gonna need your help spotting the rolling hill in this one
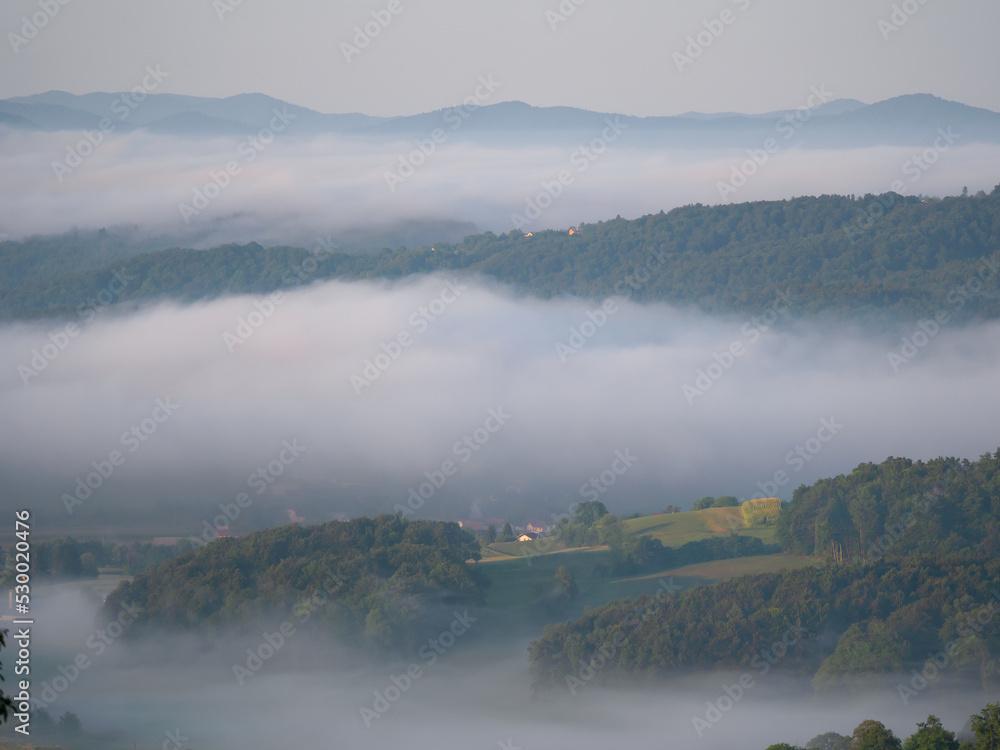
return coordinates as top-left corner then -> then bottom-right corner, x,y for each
3,187 -> 1000,322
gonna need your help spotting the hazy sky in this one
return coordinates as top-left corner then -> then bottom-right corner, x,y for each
2,0 -> 998,117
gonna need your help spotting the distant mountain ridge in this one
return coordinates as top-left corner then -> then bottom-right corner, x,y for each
1,91 -> 998,148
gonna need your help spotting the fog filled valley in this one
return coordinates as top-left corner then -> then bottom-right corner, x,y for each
1,230 -> 999,748
11,583 -> 999,750
4,1 -> 1000,748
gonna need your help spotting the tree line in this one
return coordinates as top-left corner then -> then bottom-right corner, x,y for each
528,450 -> 1000,692
3,187 -> 1000,321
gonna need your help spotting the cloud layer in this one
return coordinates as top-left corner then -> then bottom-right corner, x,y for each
2,128 -> 998,245
2,275 -> 999,527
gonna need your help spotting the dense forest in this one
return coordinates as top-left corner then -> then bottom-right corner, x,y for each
101,515 -> 484,652
2,187 -> 1000,321
529,555 -> 1000,692
778,452 -> 1000,562
528,450 -> 1000,691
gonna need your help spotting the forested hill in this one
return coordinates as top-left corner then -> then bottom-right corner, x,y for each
3,187 -> 1000,321
778,452 -> 1000,562
101,516 -> 484,652
528,450 -> 1000,691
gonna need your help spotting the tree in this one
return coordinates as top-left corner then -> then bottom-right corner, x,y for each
693,496 -> 738,510
553,566 -> 578,600
80,552 -> 99,577
573,501 -> 608,527
486,524 -> 497,545
808,733 -> 851,750
903,716 -> 959,750
813,621 -> 909,690
501,522 -> 514,542
0,631 -> 13,724
545,565 -> 579,617
971,703 -> 1000,750
766,745 -> 803,750
851,720 -> 902,750
51,537 -> 83,577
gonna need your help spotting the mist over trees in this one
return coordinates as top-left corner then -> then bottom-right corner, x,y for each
3,188 -> 1000,322
529,451 -> 1000,690
101,516 -> 484,652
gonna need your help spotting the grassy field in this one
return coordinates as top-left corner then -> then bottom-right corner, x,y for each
475,548 -> 811,639
614,553 -> 816,584
621,507 -> 778,546
476,546 -> 643,637
476,506 -> 780,570
470,506 -> 790,638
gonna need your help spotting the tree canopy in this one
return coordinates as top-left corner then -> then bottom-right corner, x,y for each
101,515 -> 483,652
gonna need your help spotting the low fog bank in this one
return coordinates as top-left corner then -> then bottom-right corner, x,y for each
1,128 -> 998,244
16,587 -> 998,750
1,275 -> 999,529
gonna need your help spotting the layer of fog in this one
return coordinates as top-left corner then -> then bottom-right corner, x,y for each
1,275 -> 999,528
16,583 -> 996,750
1,127 -> 998,245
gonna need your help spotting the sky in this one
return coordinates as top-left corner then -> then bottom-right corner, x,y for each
2,0 -> 999,117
